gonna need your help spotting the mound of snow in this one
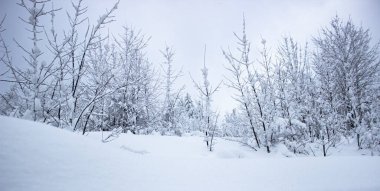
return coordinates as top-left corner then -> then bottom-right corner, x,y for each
274,143 -> 295,157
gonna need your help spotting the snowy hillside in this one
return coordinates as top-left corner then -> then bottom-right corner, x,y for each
1,116 -> 380,191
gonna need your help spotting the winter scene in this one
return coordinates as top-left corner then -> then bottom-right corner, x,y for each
0,0 -> 380,190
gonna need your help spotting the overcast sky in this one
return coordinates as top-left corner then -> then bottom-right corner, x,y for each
1,0 -> 379,114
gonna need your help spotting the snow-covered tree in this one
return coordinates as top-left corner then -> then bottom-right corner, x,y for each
313,16 -> 380,149
192,45 -> 221,151
274,36 -> 312,154
5,0 -> 60,121
67,0 -> 119,131
223,16 -> 260,150
160,46 -> 184,135
176,93 -> 203,133
223,16 -> 273,152
0,0 -> 119,131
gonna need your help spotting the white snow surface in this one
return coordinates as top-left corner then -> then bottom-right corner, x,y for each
1,116 -> 380,191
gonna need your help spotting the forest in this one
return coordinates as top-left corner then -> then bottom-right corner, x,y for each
0,0 -> 379,157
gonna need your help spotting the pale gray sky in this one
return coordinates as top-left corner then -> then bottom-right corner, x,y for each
1,0 -> 379,114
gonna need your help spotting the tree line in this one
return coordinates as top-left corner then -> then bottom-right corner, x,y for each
0,0 -> 379,155
222,16 -> 380,156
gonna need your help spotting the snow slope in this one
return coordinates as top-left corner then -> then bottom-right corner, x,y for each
1,116 -> 380,191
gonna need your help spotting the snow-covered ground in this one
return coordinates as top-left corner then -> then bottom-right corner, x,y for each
1,116 -> 380,191
87,131 -> 376,158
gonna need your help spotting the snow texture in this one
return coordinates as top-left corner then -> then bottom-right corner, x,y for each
1,116 -> 380,191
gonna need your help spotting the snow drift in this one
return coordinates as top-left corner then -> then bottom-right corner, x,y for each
1,116 -> 380,191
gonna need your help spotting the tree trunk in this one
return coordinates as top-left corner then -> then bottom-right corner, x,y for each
82,104 -> 95,135
357,133 -> 361,149
322,136 -> 326,157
